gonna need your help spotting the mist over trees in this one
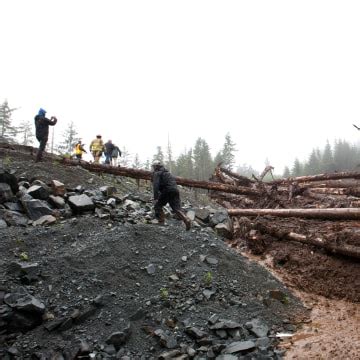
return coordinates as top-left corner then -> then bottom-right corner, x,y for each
4,99 -> 360,180
0,100 -> 17,143
285,139 -> 360,177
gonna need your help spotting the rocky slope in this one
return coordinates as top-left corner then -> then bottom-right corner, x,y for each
0,145 -> 306,359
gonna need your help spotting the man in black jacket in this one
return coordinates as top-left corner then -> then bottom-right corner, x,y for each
34,108 -> 57,162
104,140 -> 115,165
152,160 -> 191,230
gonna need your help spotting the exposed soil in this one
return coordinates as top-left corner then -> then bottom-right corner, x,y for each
1,144 -> 359,359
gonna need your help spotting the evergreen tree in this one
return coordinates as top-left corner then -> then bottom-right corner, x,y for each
175,149 -> 194,178
221,133 -> 236,170
236,163 -> 259,178
57,121 -> 78,154
193,138 -> 213,180
292,158 -> 303,176
132,153 -> 142,168
17,121 -> 35,145
213,151 -> 224,167
118,147 -> 131,167
0,100 -> 17,142
304,149 -> 321,175
152,146 -> 165,164
321,140 -> 334,173
283,166 -> 291,178
144,159 -> 151,171
165,138 -> 176,172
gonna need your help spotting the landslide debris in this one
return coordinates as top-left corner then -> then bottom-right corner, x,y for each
0,144 -> 306,359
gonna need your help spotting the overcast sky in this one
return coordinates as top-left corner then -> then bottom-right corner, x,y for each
2,0 -> 360,173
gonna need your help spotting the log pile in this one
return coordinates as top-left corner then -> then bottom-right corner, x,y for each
59,158 -> 360,260
210,167 -> 360,260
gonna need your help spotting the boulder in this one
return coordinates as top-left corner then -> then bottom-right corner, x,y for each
27,185 -> 50,200
210,210 -> 229,227
215,221 -> 233,239
0,168 -> 18,194
51,180 -> 66,196
195,208 -> 210,223
0,209 -> 29,226
68,194 -> 95,213
21,196 -> 54,221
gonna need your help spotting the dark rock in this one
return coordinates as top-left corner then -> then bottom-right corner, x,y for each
209,211 -> 228,227
0,169 -> 18,194
185,326 -> 208,339
154,329 -> 177,349
27,185 -> 50,200
4,288 -> 45,314
73,306 -> 97,324
206,256 -> 219,265
106,331 -> 129,348
68,194 -> 95,213
0,183 -> 14,204
48,195 -> 66,209
77,340 -> 92,355
209,320 -> 242,330
100,186 -> 117,197
7,262 -> 40,283
195,208 -> 210,223
215,222 -> 233,240
222,340 -> 256,354
0,209 -> 28,226
21,196 -> 54,221
246,318 -> 269,338
3,201 -> 24,213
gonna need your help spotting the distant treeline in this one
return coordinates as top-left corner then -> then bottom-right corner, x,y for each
2,99 -> 360,180
283,139 -> 360,177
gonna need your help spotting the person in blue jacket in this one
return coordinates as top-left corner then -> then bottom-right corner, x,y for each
34,108 -> 57,162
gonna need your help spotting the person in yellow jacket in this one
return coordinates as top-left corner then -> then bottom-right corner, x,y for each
89,135 -> 105,164
73,140 -> 87,160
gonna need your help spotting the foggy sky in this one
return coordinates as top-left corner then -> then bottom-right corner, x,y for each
2,0 -> 360,173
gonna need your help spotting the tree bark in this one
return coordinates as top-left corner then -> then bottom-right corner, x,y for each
218,167 -> 254,186
228,207 -> 360,220
61,159 -> 260,196
270,170 -> 360,185
252,222 -> 360,259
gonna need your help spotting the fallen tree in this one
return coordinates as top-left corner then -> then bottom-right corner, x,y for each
228,207 -> 360,220
60,159 -> 261,196
270,170 -> 360,185
252,221 -> 360,260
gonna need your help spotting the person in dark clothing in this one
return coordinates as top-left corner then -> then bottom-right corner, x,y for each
34,108 -> 57,162
152,160 -> 191,230
111,145 -> 122,166
104,140 -> 115,165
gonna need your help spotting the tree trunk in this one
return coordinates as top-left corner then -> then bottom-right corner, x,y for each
228,207 -> 360,220
252,222 -> 360,259
270,170 -> 360,185
61,159 -> 260,196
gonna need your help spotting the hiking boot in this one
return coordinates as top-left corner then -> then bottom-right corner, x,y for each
176,211 -> 191,231
35,150 -> 43,162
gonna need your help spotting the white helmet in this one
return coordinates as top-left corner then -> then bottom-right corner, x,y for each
152,160 -> 162,168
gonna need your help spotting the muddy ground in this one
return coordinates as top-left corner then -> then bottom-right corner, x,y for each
1,145 -> 359,359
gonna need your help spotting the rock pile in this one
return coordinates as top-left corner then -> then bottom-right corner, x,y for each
0,166 -> 305,359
